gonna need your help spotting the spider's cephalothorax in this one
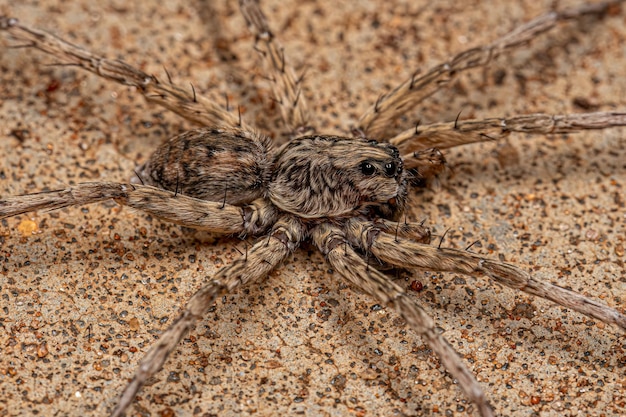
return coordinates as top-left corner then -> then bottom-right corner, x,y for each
1,2 -> 625,417
269,135 -> 407,220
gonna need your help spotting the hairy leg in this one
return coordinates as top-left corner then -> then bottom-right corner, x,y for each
0,183 -> 277,236
312,222 -> 495,417
373,217 -> 431,243
239,0 -> 311,134
111,215 -> 305,417
392,111 -> 626,154
355,1 -> 618,139
345,218 -> 626,331
0,16 -> 243,129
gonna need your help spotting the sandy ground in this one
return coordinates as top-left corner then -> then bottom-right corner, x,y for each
1,0 -> 625,416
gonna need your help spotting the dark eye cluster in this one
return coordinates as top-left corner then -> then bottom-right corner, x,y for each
360,161 -> 402,177
360,161 -> 376,175
384,161 -> 401,177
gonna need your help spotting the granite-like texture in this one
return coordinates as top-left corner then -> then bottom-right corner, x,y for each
1,1 -> 625,416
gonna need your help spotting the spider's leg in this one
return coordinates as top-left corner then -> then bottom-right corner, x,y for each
401,147 -> 448,184
312,223 -> 495,417
374,218 -> 431,243
346,218 -> 626,332
0,16 -> 243,129
355,2 -> 617,139
110,215 -> 304,417
392,111 -> 626,156
0,183 -> 277,235
239,0 -> 311,135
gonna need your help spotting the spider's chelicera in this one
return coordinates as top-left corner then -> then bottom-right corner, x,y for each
1,1 -> 625,416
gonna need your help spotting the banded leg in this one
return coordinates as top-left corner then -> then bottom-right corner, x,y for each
0,16 -> 243,129
0,183 -> 277,236
402,147 -> 447,182
346,218 -> 626,331
373,218 -> 431,243
356,2 -> 617,139
110,215 -> 305,417
312,223 -> 495,417
391,111 -> 626,155
240,0 -> 311,134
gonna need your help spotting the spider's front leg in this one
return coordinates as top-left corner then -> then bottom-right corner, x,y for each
356,1 -> 620,140
392,111 -> 626,158
312,222 -> 495,417
111,215 -> 305,417
345,218 -> 626,332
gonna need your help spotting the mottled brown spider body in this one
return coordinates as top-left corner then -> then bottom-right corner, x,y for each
269,135 -> 407,220
133,127 -> 272,206
1,1 -> 626,417
136,128 -> 408,221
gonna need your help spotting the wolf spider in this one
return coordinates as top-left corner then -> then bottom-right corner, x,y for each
1,0 -> 625,416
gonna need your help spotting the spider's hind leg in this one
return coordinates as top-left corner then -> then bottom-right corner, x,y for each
239,0 -> 312,136
110,215 -> 305,417
0,16 -> 243,129
0,183 -> 278,236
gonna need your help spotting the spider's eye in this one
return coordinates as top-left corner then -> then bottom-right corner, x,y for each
384,162 -> 396,177
360,162 -> 376,176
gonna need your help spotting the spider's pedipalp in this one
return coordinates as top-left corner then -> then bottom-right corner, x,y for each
401,147 -> 447,184
0,183 -> 278,236
111,215 -> 305,417
345,218 -> 626,332
391,111 -> 626,153
356,1 -> 618,139
0,16 -> 243,129
312,222 -> 495,417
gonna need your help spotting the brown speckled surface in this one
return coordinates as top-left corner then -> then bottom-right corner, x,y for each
1,1 -> 625,416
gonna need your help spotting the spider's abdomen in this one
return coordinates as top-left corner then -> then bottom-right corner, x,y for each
132,128 -> 272,205
269,135 -> 407,220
